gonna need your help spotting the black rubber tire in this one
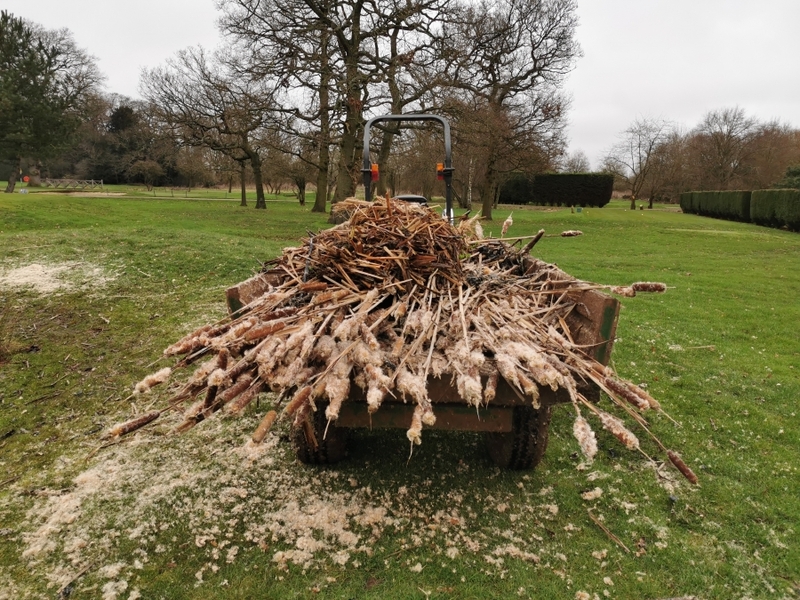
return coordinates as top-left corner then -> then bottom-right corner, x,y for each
291,404 -> 349,465
485,405 -> 552,470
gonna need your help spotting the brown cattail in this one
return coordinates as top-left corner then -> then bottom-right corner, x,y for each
244,321 -> 286,342
261,307 -> 300,321
407,404 -> 424,445
225,358 -> 255,382
283,385 -> 312,418
189,358 -> 217,387
107,411 -> 161,437
627,381 -> 661,411
225,381 -> 265,415
216,349 -> 230,370
365,364 -> 391,413
610,286 -> 636,298
605,377 -> 649,410
298,280 -> 328,293
218,374 -> 254,406
573,416 -> 597,461
516,371 -> 541,409
202,385 -> 218,411
667,450 -> 699,484
252,410 -> 278,444
163,325 -> 211,356
598,410 -> 640,450
311,289 -> 349,306
501,213 -> 513,237
421,405 -> 437,427
631,282 -> 667,293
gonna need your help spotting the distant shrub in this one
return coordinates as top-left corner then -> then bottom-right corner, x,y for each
500,173 -> 613,207
751,189 -> 800,231
772,165 -> 800,190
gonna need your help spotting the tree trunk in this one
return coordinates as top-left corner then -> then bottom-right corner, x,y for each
4,157 -> 21,193
466,158 -> 474,209
333,35 -> 363,204
246,149 -> 266,209
239,163 -> 247,207
481,158 -> 500,220
376,122 -> 400,197
296,178 -> 306,205
630,196 -> 636,210
312,31 -> 331,214
313,162 -> 328,213
333,99 -> 360,203
228,174 -> 233,194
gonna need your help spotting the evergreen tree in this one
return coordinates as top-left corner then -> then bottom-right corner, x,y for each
0,10 -> 101,192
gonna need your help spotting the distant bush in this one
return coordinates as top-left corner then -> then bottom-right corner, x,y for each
772,165 -> 800,190
751,189 -> 800,231
499,173 -> 613,207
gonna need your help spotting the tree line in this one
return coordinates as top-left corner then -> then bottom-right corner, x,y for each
3,5 -> 799,218
602,108 -> 800,209
1,1 -> 580,219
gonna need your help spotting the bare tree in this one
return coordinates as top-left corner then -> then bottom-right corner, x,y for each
141,48 -> 280,209
438,0 -> 579,219
746,121 -> 800,189
221,1 -> 339,211
690,106 -> 757,190
220,0 -> 453,206
644,128 -> 692,203
562,150 -> 590,173
603,117 -> 672,209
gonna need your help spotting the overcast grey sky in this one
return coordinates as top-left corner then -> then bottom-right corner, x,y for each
5,0 -> 800,169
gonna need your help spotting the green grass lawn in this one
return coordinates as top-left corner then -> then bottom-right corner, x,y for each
0,192 -> 798,599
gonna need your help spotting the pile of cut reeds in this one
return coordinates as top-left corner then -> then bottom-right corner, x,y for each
114,197 -> 697,484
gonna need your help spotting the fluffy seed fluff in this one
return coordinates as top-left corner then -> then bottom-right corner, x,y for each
134,367 -> 172,394
573,416 -> 598,461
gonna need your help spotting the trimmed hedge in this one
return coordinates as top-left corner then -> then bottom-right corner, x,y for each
679,192 -> 694,213
696,191 -> 751,221
751,189 -> 800,231
498,172 -> 534,205
499,172 -> 613,207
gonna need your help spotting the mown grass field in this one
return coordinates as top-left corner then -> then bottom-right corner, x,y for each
1,188 -> 798,599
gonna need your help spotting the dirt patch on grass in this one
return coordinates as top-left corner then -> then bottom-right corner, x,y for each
0,261 -> 116,294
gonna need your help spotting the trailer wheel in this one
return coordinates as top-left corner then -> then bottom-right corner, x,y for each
291,405 -> 349,465
485,405 -> 552,470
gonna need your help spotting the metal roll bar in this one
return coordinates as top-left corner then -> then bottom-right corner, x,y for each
361,114 -> 455,223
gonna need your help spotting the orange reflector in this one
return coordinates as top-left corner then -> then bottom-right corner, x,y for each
436,162 -> 444,181
371,163 -> 379,182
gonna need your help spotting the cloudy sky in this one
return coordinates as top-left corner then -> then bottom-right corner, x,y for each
5,0 -> 799,169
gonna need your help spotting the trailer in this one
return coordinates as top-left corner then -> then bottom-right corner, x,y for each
225,113 -> 620,469
227,263 -> 618,469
